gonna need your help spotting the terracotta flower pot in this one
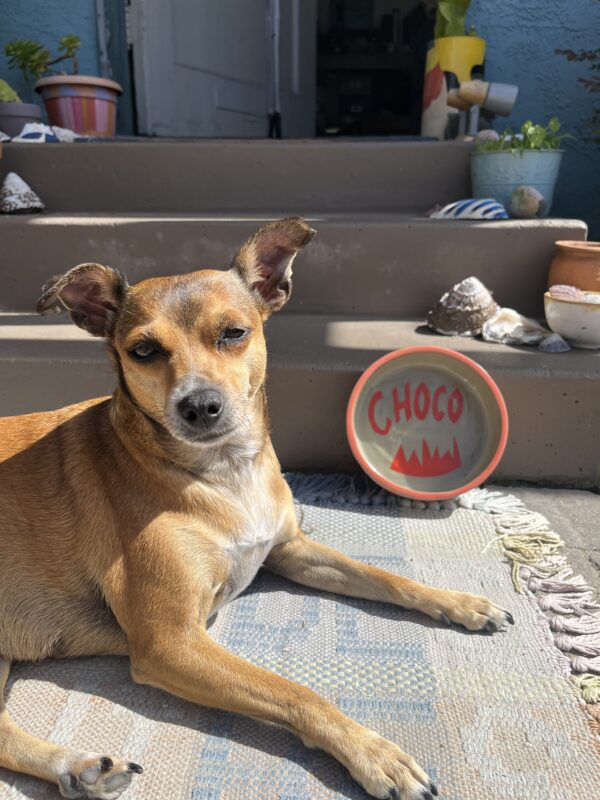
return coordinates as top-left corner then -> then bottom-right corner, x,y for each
548,241 -> 600,292
35,75 -> 122,137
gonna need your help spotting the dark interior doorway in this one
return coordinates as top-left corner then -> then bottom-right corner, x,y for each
316,0 -> 436,137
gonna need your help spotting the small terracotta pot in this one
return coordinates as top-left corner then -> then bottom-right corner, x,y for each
35,75 -> 122,137
548,240 -> 600,292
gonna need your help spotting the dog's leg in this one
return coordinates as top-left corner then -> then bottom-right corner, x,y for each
265,531 -> 513,632
0,658 -> 142,798
130,636 -> 436,800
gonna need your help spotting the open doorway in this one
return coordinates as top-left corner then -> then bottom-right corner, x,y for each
316,1 -> 435,136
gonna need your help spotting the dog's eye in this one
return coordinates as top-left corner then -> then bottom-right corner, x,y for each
129,341 -> 159,360
220,327 -> 248,343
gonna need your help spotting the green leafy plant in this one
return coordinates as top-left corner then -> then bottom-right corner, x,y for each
0,78 -> 21,103
4,35 -> 81,84
435,0 -> 473,38
476,117 -> 572,152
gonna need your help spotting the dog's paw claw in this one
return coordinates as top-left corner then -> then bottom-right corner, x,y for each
58,752 -> 141,799
345,728 -> 433,799
432,591 -> 514,634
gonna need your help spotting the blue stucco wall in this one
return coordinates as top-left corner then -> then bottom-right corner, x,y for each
0,1 -> 597,235
469,0 -> 600,237
0,0 -> 99,103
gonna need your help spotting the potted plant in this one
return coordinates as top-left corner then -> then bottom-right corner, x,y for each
5,36 -> 122,137
470,117 -> 569,216
422,1 -> 486,139
0,78 -> 42,137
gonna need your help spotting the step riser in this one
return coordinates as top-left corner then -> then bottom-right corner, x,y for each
1,141 -> 472,214
0,360 -> 596,487
0,217 -> 586,317
268,369 -> 600,486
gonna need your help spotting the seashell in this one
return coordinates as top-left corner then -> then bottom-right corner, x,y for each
12,122 -> 59,143
482,307 -> 549,345
427,277 -> 499,336
538,332 -> 571,353
0,172 -> 44,213
475,128 -> 500,143
430,198 -> 509,220
508,185 -> 547,219
548,284 -> 586,302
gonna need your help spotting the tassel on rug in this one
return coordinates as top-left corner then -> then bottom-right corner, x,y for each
285,472 -> 600,708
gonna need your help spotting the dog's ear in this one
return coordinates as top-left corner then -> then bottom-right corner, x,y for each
231,217 -> 315,315
36,263 -> 128,337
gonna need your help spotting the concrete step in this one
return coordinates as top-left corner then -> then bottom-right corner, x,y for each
0,214 -> 586,317
0,313 -> 598,487
1,140 -> 472,214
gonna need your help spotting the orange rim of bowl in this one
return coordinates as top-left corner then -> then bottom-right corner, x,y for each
346,345 -> 509,501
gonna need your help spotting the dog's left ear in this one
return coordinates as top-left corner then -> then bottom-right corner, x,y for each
36,263 -> 128,337
231,217 -> 315,315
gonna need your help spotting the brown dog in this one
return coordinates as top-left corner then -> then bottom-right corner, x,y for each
0,218 -> 513,800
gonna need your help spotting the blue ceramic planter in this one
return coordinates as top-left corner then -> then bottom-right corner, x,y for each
470,150 -> 563,217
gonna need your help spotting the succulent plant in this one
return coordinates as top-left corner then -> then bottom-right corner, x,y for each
4,35 -> 81,84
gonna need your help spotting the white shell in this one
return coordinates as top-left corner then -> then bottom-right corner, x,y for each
538,332 -> 571,353
12,122 -> 59,143
431,198 -> 509,220
548,284 -> 586,302
0,172 -> 44,213
482,307 -> 549,345
475,129 -> 500,143
427,277 -> 499,336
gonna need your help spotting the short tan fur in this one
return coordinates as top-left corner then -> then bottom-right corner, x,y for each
0,218 -> 513,800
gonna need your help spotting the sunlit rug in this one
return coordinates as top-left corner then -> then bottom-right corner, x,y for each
2,475 -> 600,800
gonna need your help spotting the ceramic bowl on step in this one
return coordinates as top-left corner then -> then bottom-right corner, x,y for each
544,291 -> 600,350
346,346 -> 509,500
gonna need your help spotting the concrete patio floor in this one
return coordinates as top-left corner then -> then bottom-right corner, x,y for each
492,485 -> 600,593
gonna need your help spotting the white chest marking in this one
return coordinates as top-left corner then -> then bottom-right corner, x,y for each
214,485 -> 285,611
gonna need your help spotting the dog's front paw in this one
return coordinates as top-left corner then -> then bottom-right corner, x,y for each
341,727 -> 437,799
57,753 -> 143,799
433,590 -> 514,632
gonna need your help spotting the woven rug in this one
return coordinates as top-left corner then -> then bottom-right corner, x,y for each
2,475 -> 600,800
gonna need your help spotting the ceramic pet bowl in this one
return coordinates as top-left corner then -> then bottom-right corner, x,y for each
346,346 -> 509,500
544,291 -> 600,349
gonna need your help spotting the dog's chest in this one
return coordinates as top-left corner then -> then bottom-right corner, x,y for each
213,488 -> 284,611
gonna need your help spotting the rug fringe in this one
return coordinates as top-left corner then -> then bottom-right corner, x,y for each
285,472 -> 600,704
572,675 -> 600,704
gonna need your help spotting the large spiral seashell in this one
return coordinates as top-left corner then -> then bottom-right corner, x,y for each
426,277 -> 499,336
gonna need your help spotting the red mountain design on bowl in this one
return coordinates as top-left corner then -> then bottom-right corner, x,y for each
391,438 -> 461,478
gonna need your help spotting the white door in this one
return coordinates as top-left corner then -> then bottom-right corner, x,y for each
130,0 -> 316,137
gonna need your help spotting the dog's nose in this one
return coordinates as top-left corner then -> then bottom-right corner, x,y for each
178,391 -> 224,429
